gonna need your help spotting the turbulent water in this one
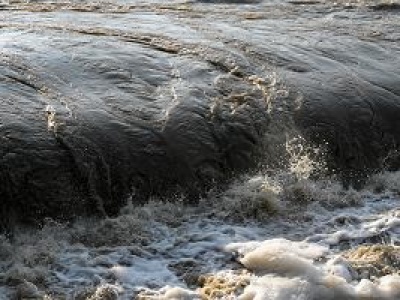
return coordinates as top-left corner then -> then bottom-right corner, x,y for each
1,0 -> 400,299
2,169 -> 400,299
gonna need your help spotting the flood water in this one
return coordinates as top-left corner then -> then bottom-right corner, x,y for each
1,0 -> 400,299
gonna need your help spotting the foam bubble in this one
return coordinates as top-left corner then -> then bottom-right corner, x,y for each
2,171 -> 400,298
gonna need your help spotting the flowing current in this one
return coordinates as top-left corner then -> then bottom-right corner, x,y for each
1,0 -> 400,299
2,161 -> 400,299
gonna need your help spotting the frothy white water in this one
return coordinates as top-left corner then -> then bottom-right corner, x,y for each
1,170 -> 400,299
226,237 -> 400,300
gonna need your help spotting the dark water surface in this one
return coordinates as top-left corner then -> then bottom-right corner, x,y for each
0,0 -> 400,225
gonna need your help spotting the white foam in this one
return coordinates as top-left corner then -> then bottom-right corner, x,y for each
226,238 -> 400,299
110,258 -> 180,287
2,171 -> 400,299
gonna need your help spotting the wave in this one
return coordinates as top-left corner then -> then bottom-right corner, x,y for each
0,0 -> 399,232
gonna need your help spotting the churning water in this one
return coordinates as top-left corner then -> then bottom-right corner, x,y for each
1,0 -> 400,299
2,154 -> 400,299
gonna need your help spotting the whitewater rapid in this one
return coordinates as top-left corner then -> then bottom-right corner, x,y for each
1,168 -> 400,299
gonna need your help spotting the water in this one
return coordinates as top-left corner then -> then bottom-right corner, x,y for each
1,0 -> 400,299
1,170 -> 400,299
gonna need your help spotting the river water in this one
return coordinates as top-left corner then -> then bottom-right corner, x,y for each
1,0 -> 400,299
2,168 -> 400,299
